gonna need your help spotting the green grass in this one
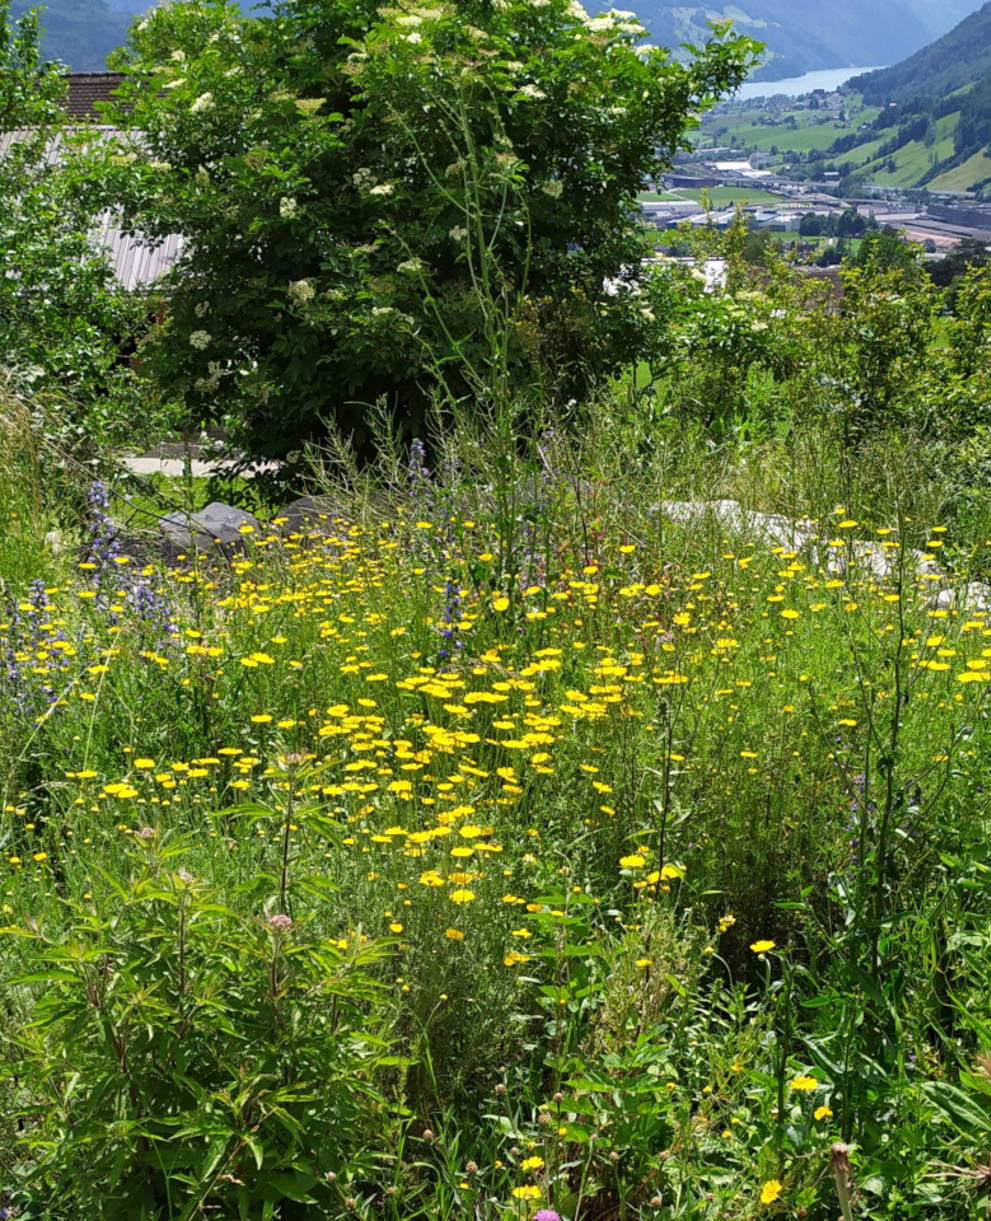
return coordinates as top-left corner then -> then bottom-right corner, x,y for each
6,264 -> 991,1219
672,186 -> 784,207
929,148 -> 991,191
700,103 -> 882,162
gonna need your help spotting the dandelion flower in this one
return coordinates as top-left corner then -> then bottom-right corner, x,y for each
789,1075 -> 819,1092
750,939 -> 775,953
760,1179 -> 782,1205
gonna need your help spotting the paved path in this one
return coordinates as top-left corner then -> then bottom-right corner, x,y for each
118,455 -> 280,478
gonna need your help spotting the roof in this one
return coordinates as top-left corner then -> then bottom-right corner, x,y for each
92,218 -> 184,292
63,73 -> 127,122
1,123 -> 183,292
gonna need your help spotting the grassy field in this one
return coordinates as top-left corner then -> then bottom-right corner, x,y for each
703,117 -> 849,155
5,254 -> 991,1220
929,148 -> 991,191
675,186 -> 784,207
699,101 -> 882,165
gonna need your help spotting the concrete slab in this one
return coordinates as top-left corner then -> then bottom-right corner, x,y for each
118,455 -> 280,479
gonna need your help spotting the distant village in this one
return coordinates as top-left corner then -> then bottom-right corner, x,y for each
645,86 -> 991,252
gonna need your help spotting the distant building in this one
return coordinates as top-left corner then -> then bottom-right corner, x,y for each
12,73 -> 184,292
64,72 -> 127,121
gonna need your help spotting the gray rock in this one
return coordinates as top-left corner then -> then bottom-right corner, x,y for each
272,496 -> 339,535
661,498 -> 814,551
160,502 -> 260,552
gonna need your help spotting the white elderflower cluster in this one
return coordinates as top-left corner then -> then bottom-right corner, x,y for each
190,92 -> 215,115
369,183 -> 394,197
448,225 -> 468,241
397,258 -> 426,275
194,301 -> 210,319
193,361 -> 223,393
517,83 -> 546,100
541,179 -> 563,198
288,279 -> 316,305
279,196 -> 299,219
189,330 -> 211,350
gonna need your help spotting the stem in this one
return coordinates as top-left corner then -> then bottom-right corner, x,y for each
279,776 -> 294,917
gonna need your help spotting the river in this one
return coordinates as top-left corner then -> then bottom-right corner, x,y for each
732,66 -> 885,101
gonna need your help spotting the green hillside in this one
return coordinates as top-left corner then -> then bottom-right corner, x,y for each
849,1 -> 991,105
698,4 -> 991,195
824,73 -> 991,193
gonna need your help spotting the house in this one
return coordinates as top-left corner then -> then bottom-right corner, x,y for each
0,73 -> 182,292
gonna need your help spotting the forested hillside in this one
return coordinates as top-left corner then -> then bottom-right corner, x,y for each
807,3 -> 991,193
9,0 -> 137,69
633,0 -> 978,81
849,1 -> 991,104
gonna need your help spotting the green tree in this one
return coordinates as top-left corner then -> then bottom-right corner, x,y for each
103,0 -> 758,472
0,0 -> 145,442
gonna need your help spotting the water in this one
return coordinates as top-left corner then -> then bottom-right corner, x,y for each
732,66 -> 885,102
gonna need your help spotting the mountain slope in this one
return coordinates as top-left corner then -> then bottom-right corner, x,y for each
848,1 -> 991,104
18,0 -> 988,82
624,0 -> 979,82
10,0 -> 143,70
793,6 -> 991,194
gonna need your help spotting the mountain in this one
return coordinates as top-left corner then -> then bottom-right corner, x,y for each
796,4 -> 991,194
19,0 -> 987,84
10,0 -> 146,70
848,1 -> 991,104
627,0 -> 980,82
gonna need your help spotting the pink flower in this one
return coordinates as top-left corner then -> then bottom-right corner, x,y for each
534,1211 -> 561,1221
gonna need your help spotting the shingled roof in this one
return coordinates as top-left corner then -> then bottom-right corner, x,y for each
63,73 -> 127,121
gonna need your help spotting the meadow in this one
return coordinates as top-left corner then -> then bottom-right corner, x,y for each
4,341 -> 991,1218
7,0 -> 991,1212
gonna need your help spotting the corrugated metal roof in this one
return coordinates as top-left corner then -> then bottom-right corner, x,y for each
1,126 -> 182,291
92,217 -> 184,291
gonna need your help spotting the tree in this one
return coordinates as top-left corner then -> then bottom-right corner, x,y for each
103,0 -> 758,471
0,0 -> 145,440
852,226 -> 920,274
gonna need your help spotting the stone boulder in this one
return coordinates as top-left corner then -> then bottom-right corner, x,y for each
160,502 -> 261,554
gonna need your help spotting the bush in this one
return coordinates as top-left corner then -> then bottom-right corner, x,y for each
102,0 -> 758,472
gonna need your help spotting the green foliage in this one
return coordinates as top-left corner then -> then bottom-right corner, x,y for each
0,0 -> 156,452
6,829 -> 404,1219
100,0 -> 757,473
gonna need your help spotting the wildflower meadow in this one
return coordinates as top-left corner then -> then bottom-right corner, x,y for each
3,395 -> 991,1220
3,0 -> 991,1216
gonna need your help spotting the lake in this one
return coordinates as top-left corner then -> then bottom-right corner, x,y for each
733,66 -> 885,101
